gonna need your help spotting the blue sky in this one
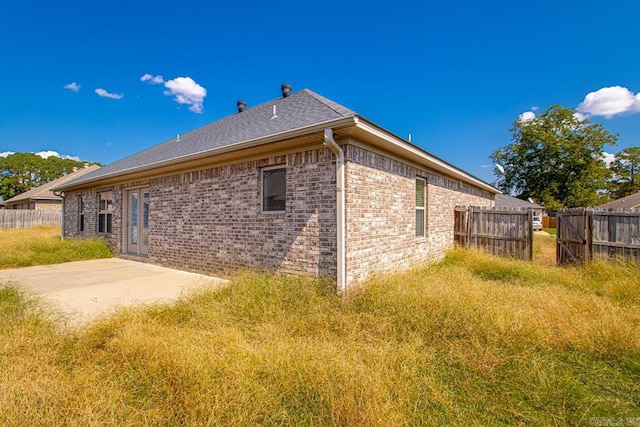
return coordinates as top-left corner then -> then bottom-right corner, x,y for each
1,0 -> 638,184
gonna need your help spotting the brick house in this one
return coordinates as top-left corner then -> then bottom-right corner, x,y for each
4,165 -> 100,210
56,85 -> 497,291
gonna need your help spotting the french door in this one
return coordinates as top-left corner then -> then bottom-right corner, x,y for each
126,188 -> 149,255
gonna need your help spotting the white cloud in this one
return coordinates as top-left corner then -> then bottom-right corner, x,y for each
518,111 -> 536,123
163,77 -> 207,113
142,74 -> 207,113
64,82 -> 81,92
34,151 -> 81,161
95,88 -> 124,100
577,86 -> 640,118
601,152 -> 616,167
573,111 -> 588,121
0,151 -> 81,161
141,74 -> 164,84
164,77 -> 207,113
34,150 -> 59,158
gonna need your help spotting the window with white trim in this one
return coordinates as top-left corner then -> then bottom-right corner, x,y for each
261,166 -> 286,213
416,178 -> 426,237
98,191 -> 113,234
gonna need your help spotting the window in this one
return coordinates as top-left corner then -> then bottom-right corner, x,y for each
79,195 -> 85,232
416,178 -> 426,237
98,191 -> 113,233
261,166 -> 286,212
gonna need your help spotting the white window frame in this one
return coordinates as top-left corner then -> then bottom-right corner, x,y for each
261,165 -> 286,214
416,177 -> 426,237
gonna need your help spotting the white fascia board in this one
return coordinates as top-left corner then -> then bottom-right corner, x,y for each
354,118 -> 500,194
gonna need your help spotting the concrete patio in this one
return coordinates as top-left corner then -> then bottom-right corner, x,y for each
0,258 -> 226,324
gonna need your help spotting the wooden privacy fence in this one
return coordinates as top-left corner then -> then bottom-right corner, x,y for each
454,206 -> 533,260
557,208 -> 640,265
556,208 -> 591,265
0,210 -> 62,229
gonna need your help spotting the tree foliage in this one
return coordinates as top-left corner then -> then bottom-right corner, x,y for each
0,153 -> 99,201
609,146 -> 640,199
491,105 -> 618,210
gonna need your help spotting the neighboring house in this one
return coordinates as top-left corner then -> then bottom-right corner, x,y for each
598,191 -> 640,209
0,196 -> 5,209
4,165 -> 101,210
55,85 -> 498,291
494,194 -> 544,218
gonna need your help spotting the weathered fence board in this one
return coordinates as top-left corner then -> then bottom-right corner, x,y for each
557,208 -> 640,265
556,208 -> 591,265
592,209 -> 640,261
455,206 -> 533,260
0,210 -> 62,229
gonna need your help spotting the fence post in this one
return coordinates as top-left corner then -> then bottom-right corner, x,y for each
466,206 -> 473,248
527,208 -> 533,261
586,209 -> 593,263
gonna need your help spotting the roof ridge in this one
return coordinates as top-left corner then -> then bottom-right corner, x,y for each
301,89 -> 356,117
165,88 -> 339,142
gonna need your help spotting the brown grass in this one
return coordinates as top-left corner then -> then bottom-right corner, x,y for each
0,226 -> 112,269
0,234 -> 638,425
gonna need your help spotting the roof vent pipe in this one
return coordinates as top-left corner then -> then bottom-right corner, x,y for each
237,100 -> 247,112
281,83 -> 292,98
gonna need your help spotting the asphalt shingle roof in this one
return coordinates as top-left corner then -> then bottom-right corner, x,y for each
5,165 -> 101,204
598,192 -> 640,209
61,89 -> 356,189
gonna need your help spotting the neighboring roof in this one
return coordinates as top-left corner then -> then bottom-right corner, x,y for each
56,88 -> 498,194
598,192 -> 640,209
495,194 -> 544,210
4,165 -> 101,205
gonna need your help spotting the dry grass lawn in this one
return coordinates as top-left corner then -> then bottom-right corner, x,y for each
0,225 -> 112,269
0,234 -> 638,425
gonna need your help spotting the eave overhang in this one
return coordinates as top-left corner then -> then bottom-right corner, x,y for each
56,115 -> 499,195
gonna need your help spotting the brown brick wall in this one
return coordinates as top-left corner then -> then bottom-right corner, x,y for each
344,144 -> 493,284
64,148 -> 337,278
63,143 -> 494,285
64,187 -> 121,252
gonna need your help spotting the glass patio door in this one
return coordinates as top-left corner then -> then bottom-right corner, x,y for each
126,188 -> 149,255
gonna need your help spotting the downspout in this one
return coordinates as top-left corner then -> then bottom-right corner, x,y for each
323,128 -> 346,294
53,190 -> 65,240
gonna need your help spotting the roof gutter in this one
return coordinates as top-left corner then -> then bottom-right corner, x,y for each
55,116 -> 358,192
323,128 -> 346,295
354,118 -> 500,194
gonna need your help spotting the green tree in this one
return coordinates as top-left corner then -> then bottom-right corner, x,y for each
0,152 -> 99,200
491,105 -> 617,210
609,146 -> 640,198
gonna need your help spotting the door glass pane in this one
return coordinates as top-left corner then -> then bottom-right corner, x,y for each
130,193 -> 138,244
143,191 -> 149,246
